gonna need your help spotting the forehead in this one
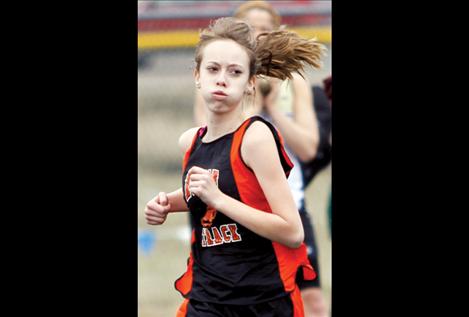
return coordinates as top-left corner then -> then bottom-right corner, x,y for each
244,8 -> 274,29
202,39 -> 250,67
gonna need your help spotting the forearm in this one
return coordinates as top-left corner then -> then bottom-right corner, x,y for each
167,188 -> 189,213
214,192 -> 303,248
268,106 -> 319,162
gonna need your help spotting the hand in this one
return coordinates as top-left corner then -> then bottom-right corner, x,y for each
145,192 -> 171,225
187,166 -> 223,209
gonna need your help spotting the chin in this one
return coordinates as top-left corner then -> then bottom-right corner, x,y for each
209,106 -> 230,115
208,101 -> 235,114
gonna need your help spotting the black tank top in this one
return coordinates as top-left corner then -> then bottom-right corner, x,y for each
175,116 -> 316,305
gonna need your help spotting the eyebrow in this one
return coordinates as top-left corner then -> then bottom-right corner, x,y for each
206,61 -> 245,68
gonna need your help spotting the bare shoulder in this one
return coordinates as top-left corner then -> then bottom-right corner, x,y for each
243,120 -> 273,145
241,120 -> 277,166
178,127 -> 201,154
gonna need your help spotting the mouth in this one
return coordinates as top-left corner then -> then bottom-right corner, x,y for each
212,91 -> 228,96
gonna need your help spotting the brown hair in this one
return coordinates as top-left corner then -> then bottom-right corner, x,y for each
194,17 -> 326,81
233,0 -> 281,29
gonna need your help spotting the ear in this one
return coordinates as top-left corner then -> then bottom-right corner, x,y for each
247,76 -> 256,94
249,76 -> 256,89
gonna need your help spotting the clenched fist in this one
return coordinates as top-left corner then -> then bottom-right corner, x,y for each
145,192 -> 171,225
187,166 -> 223,209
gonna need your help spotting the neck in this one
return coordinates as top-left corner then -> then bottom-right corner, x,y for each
203,107 -> 246,142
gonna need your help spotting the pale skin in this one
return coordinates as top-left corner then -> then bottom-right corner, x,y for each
145,39 -> 304,249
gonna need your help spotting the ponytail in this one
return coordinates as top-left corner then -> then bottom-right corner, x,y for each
255,30 -> 326,80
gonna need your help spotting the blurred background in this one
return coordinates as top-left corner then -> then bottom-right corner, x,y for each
138,1 -> 331,316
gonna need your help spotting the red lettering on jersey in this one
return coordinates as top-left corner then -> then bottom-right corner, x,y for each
211,227 -> 223,245
202,228 -> 214,247
201,227 -> 222,247
220,225 -> 231,243
200,224 -> 242,247
228,224 -> 242,242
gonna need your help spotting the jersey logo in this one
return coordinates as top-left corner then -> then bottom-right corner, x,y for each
201,223 -> 242,247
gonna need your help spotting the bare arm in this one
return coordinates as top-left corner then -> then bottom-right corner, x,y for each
165,188 -> 188,213
187,122 -> 304,248
265,73 -> 320,162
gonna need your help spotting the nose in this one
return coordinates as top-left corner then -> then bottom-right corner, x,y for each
216,70 -> 227,87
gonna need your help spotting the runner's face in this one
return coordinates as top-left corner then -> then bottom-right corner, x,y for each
196,39 -> 253,114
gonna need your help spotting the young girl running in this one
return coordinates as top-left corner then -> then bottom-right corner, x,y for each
145,17 -> 325,317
